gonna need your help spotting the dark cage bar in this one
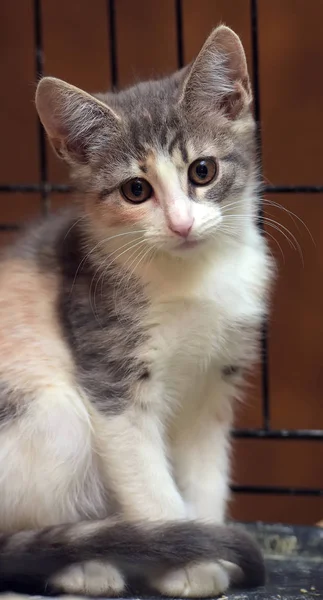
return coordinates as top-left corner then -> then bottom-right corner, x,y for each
0,0 -> 322,510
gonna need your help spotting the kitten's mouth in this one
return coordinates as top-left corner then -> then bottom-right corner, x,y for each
177,239 -> 201,250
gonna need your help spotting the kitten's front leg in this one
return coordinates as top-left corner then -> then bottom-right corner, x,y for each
94,405 -> 186,522
172,369 -> 234,523
153,370 -> 236,597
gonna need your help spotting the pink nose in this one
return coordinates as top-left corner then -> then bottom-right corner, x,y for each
168,218 -> 194,238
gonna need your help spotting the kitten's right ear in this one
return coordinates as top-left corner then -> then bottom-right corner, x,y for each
180,26 -> 252,120
35,77 -> 121,163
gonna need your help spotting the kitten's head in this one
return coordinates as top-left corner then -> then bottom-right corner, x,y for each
36,26 -> 256,259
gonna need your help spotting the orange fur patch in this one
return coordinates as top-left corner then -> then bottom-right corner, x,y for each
0,258 -> 74,386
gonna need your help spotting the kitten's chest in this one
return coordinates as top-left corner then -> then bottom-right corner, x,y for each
141,250 -> 267,388
144,276 -> 253,375
148,296 -> 220,371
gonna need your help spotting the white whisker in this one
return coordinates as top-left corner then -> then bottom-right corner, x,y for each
69,229 -> 146,296
223,214 -> 304,265
89,237 -> 147,326
261,198 -> 315,246
63,215 -> 86,240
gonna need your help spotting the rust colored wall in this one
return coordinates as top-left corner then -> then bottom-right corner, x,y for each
0,0 -> 322,525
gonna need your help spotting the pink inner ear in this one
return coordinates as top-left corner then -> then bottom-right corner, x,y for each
219,81 -> 251,119
65,139 -> 88,163
49,121 -> 70,140
212,26 -> 249,84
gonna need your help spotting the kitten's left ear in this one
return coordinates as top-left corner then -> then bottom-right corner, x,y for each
35,77 -> 121,164
180,25 -> 252,119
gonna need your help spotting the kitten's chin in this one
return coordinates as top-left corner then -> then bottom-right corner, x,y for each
167,238 -> 209,258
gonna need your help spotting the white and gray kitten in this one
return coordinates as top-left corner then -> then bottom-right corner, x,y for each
0,26 -> 271,597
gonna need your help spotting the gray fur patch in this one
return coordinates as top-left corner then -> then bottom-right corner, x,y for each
57,222 -> 148,415
168,131 -> 188,163
222,365 -> 240,378
0,381 -> 25,426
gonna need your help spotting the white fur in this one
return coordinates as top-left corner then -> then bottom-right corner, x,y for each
153,562 -> 230,598
0,385 -> 106,531
0,186 -> 270,597
51,561 -> 125,596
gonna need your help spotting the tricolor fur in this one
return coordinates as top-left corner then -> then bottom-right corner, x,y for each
0,26 -> 272,596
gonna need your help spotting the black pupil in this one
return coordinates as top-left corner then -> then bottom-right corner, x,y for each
195,162 -> 208,179
131,181 -> 143,197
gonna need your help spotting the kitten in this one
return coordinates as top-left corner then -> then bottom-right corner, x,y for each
0,25 -> 271,597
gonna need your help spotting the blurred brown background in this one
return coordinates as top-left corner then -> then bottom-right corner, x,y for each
0,0 -> 322,525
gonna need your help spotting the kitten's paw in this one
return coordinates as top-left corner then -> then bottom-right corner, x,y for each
50,560 -> 125,596
152,562 -> 230,597
220,559 -> 244,585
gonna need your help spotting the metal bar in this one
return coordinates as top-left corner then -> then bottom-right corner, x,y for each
108,0 -> 118,88
264,185 -> 323,194
34,0 -> 50,215
250,0 -> 270,430
233,429 -> 323,440
1,184 -> 323,194
175,0 -> 184,69
232,485 -> 323,496
0,184 -> 71,194
260,334 -> 270,430
0,224 -> 20,232
250,0 -> 262,149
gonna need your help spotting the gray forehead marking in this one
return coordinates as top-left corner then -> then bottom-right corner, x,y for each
168,132 -> 181,156
168,131 -> 189,164
179,137 -> 189,163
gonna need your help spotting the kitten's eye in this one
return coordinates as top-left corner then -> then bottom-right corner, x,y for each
121,178 -> 152,203
188,158 -> 217,186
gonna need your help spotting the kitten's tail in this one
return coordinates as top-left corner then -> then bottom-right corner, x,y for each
0,519 -> 265,591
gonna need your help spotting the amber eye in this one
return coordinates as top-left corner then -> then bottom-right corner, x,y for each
188,158 -> 217,186
121,178 -> 152,203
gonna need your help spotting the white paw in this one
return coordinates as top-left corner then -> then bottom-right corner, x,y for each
152,562 -> 230,597
220,559 -> 244,585
50,560 -> 125,596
